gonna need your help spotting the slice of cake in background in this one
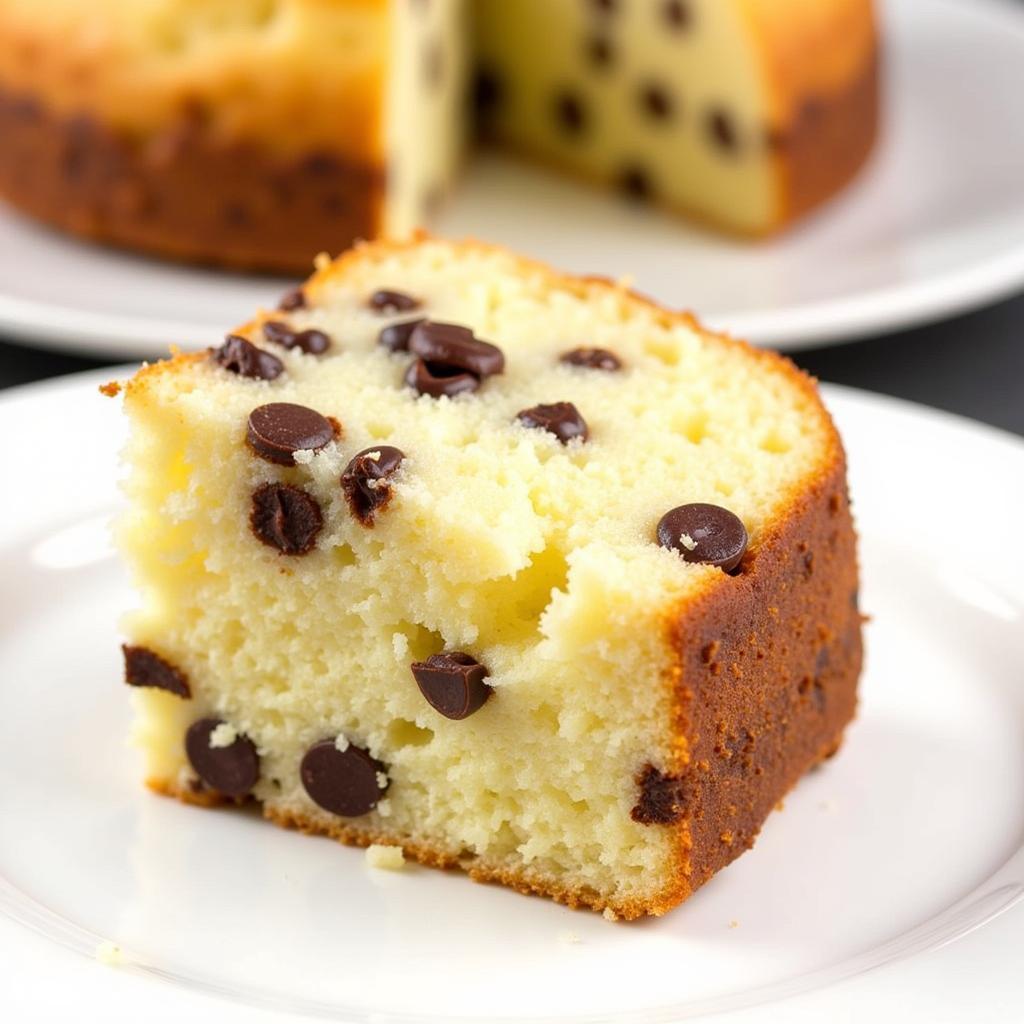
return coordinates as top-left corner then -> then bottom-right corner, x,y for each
0,0 -> 877,271
474,0 -> 879,235
111,235 -> 862,918
0,0 -> 467,270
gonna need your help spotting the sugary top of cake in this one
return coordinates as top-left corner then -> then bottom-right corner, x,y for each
125,236 -> 838,653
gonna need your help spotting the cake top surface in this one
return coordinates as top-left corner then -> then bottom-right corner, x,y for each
125,235 -> 839,654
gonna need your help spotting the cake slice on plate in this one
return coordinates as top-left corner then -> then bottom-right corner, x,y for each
113,235 -> 861,919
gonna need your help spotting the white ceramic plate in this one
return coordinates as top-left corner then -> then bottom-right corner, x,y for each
1,369 -> 1022,1024
2,0 -> 1024,360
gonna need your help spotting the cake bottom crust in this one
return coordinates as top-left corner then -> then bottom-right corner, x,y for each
147,721 -> 848,922
0,87 -> 385,273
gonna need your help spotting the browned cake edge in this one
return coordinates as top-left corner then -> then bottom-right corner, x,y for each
0,87 -> 386,273
775,47 -> 880,226
125,235 -> 862,920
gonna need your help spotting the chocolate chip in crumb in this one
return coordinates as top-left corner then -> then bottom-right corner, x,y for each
586,35 -> 615,69
472,67 -> 503,127
122,644 -> 190,698
379,318 -> 425,353
619,166 -> 653,202
663,0 -> 693,30
640,83 -> 676,121
632,764 -> 687,825
213,336 -> 283,380
708,108 -> 740,153
408,321 -> 505,377
369,289 -> 421,314
278,287 -> 306,311
262,320 -> 294,347
262,321 -> 331,355
405,359 -> 481,398
300,739 -> 388,817
517,402 -> 589,444
656,503 -> 748,572
185,718 -> 259,798
247,403 -> 336,465
560,347 -> 623,371
411,652 -> 492,720
250,483 -> 323,554
554,91 -> 587,136
341,445 -> 405,525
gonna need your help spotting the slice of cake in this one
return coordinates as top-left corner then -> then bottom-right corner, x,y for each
113,235 -> 861,919
0,0 -> 877,270
474,0 -> 879,235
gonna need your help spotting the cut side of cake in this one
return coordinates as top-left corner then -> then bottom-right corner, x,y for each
0,0 -> 877,270
473,0 -> 879,235
114,235 -> 862,919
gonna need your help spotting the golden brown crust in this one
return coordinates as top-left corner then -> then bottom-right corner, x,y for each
130,234 -> 861,919
0,87 -> 386,272
0,0 -> 388,161
742,0 -> 879,228
771,44 -> 880,226
647,449 -> 862,914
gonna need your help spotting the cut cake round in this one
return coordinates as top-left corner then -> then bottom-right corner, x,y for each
0,0 -> 878,270
114,235 -> 862,919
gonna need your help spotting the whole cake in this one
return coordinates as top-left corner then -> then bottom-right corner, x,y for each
0,0 -> 878,271
111,235 -> 862,918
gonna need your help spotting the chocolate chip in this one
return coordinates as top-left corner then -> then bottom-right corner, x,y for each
300,739 -> 388,817
560,347 -> 623,371
250,483 -> 323,555
472,67 -> 503,126
405,359 -> 480,398
369,289 -> 421,314
656,503 -> 748,572
590,0 -> 617,12
278,287 -> 306,311
619,166 -> 653,201
586,35 -> 614,69
411,652 -> 493,720
292,329 -> 330,355
341,446 -> 405,525
122,644 -> 190,698
213,336 -> 284,380
517,402 -> 589,444
640,83 -> 676,121
408,321 -> 505,377
554,91 -> 587,136
378,318 -> 425,353
262,320 -> 331,355
708,108 -> 739,153
663,0 -> 692,29
631,764 -> 687,825
247,403 -> 336,465
185,718 -> 259,798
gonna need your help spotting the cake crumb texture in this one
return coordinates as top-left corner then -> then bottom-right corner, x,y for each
118,235 -> 861,918
366,844 -> 406,870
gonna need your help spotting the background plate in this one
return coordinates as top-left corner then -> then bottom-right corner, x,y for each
0,370 -> 1022,1022
1,0 -> 1023,358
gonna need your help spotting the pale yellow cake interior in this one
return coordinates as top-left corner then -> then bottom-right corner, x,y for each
473,0 -> 777,232
121,239 -> 830,909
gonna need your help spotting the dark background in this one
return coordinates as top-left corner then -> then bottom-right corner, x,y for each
2,282 -> 1020,437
